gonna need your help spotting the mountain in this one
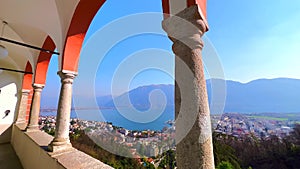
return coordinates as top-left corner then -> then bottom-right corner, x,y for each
221,78 -> 300,113
104,84 -> 174,111
41,95 -> 113,110
103,78 -> 300,113
97,95 -> 114,107
41,78 -> 300,113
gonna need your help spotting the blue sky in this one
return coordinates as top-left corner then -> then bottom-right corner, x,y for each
43,0 -> 300,98
206,1 -> 300,82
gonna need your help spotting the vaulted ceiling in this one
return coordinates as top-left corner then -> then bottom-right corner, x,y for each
0,0 -> 207,76
0,0 -> 80,72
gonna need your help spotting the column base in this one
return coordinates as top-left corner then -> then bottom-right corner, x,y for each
15,120 -> 26,124
26,125 -> 39,132
48,139 -> 73,153
15,123 -> 27,130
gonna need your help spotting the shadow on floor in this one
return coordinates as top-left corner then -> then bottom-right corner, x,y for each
0,143 -> 23,169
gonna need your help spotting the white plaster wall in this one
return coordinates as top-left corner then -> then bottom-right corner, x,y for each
0,72 -> 20,143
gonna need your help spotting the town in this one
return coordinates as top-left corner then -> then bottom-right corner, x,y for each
39,112 -> 299,159
212,113 -> 296,139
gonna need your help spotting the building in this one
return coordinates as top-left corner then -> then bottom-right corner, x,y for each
0,0 -> 214,168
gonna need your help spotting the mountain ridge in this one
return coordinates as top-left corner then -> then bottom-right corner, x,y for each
41,78 -> 300,113
102,78 -> 300,113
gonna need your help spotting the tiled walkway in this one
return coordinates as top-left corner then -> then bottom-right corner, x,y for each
0,143 -> 23,169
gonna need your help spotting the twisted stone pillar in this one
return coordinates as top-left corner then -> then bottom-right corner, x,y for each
26,84 -> 44,131
48,71 -> 76,152
162,5 -> 215,169
16,89 -> 30,124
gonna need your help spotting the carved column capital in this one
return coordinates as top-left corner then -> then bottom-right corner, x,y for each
58,70 -> 77,84
32,83 -> 44,92
162,5 -> 207,53
21,89 -> 31,95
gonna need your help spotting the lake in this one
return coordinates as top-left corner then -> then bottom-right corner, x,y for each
40,107 -> 175,131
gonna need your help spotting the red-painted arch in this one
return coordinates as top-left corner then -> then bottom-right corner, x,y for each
162,0 -> 170,16
22,62 -> 33,90
196,0 -> 207,21
187,0 -> 196,7
61,0 -> 106,72
61,0 -> 207,72
22,62 -> 33,123
34,36 -> 56,85
188,0 -> 208,29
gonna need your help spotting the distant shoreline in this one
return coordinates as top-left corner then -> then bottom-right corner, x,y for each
41,105 -> 175,112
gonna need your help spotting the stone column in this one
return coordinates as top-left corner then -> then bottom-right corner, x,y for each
162,5 -> 215,169
26,84 -> 44,131
16,89 -> 31,124
48,71 -> 76,152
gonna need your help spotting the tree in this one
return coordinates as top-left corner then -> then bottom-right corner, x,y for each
70,130 -> 144,169
158,150 -> 176,169
213,132 -> 241,169
216,161 -> 233,169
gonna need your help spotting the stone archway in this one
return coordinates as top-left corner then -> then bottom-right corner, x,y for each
26,36 -> 56,131
16,62 -> 33,124
49,2 -> 215,169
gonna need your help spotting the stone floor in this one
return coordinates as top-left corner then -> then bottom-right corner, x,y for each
0,143 -> 23,169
